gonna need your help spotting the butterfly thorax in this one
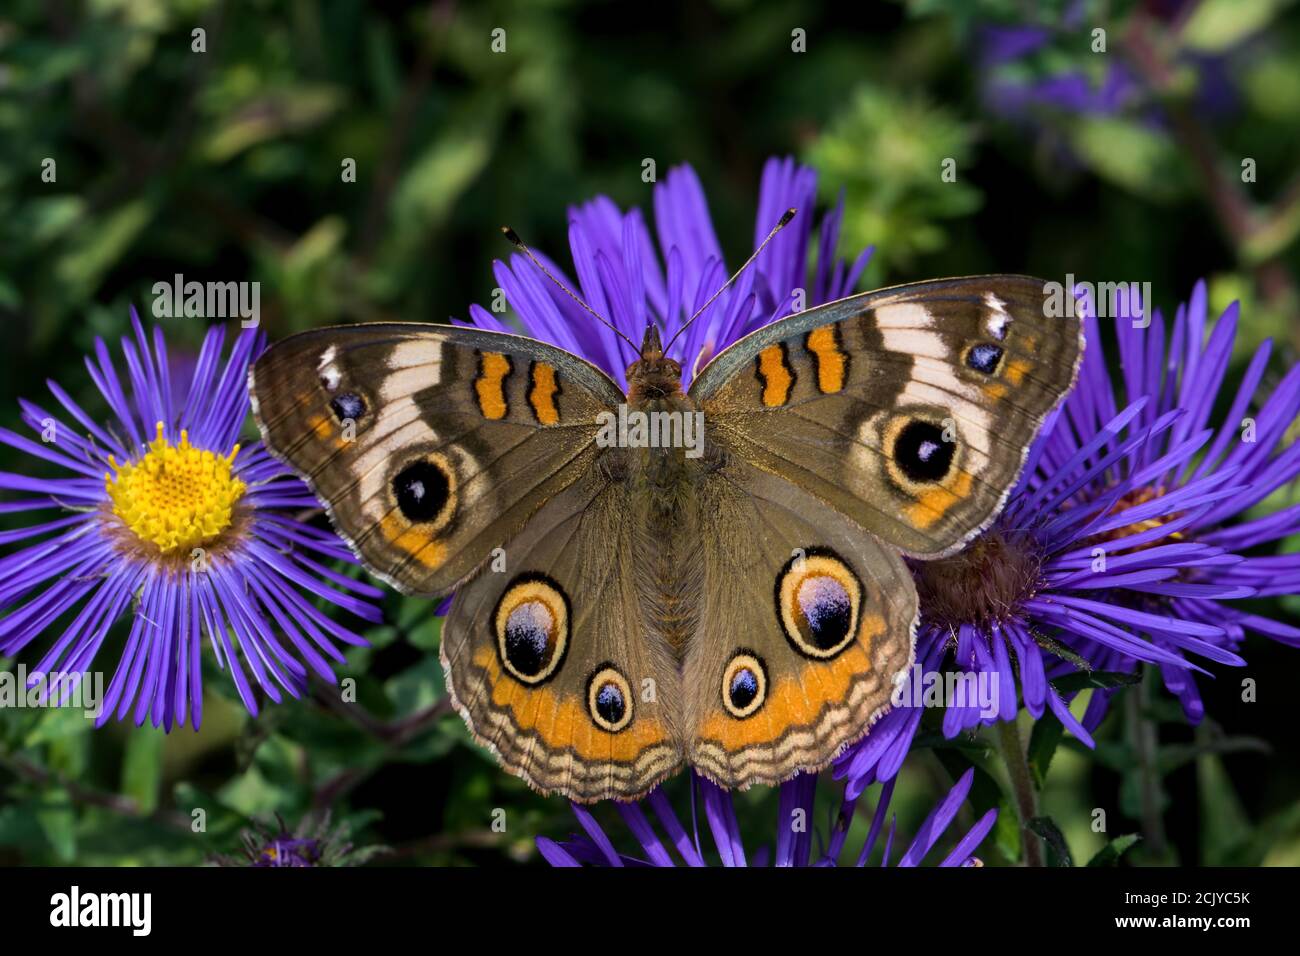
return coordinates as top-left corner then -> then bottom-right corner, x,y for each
621,325 -> 712,652
625,324 -> 683,407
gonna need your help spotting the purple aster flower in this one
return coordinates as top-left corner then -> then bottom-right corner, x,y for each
537,767 -> 996,868
1044,281 -> 1300,724
458,156 -> 874,388
0,313 -> 384,729
835,281 -> 1300,797
212,812 -> 383,867
975,11 -> 1139,125
975,4 -> 1250,131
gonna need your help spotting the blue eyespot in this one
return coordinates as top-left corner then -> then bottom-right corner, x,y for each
587,665 -> 633,732
775,549 -> 863,660
797,576 -> 852,651
722,651 -> 768,718
503,602 -> 556,677
595,683 -> 625,723
729,668 -> 758,708
966,343 -> 1004,375
494,575 -> 570,686
329,391 -> 366,422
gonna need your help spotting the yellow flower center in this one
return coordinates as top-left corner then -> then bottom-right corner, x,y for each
105,422 -> 246,554
1089,485 -> 1182,553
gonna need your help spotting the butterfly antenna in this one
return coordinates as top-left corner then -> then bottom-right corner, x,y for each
500,226 -> 640,353
663,207 -> 797,353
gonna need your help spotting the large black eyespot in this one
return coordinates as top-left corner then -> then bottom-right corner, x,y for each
721,651 -> 767,718
494,575 -> 570,686
392,459 -> 451,523
329,392 -> 366,422
892,419 -> 954,485
775,548 -> 863,660
965,343 -> 1005,375
587,665 -> 633,732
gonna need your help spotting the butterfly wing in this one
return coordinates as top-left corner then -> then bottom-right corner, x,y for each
250,323 -> 623,596
441,465 -> 684,802
683,461 -> 917,788
689,275 -> 1082,558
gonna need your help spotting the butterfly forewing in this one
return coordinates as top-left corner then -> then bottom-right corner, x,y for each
691,275 -> 1083,559
249,324 -> 621,596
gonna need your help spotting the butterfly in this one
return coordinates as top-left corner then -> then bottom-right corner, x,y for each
250,273 -> 1081,803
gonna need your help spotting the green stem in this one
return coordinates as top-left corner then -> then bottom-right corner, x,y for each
1128,668 -> 1169,860
998,717 -> 1044,867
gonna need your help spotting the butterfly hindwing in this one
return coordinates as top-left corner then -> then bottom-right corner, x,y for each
684,461 -> 917,789
691,276 -> 1082,558
250,324 -> 622,596
441,465 -> 684,802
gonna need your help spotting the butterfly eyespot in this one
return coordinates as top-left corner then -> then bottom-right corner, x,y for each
721,651 -> 767,718
328,391 -> 367,422
586,665 -> 633,732
775,548 -> 862,660
886,417 -> 955,487
391,456 -> 455,527
964,343 -> 1005,376
494,574 -> 570,686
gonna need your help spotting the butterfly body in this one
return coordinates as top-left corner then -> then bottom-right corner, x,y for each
250,275 -> 1082,802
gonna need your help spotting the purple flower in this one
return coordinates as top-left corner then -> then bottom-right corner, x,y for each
459,157 -> 873,388
976,18 -> 1139,123
213,813 -> 382,867
835,281 -> 1300,798
537,768 -> 996,868
1047,281 -> 1300,723
975,6 -> 1247,130
0,314 -> 384,729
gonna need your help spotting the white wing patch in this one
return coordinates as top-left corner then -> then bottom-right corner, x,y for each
983,292 -> 1011,341
381,339 -> 444,401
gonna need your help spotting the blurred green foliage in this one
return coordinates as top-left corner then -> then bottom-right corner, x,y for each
1,0 -> 1298,866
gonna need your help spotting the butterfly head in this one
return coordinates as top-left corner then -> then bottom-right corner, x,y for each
626,324 -> 683,402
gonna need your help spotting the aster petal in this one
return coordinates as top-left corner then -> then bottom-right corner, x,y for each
569,803 -> 623,867
644,787 -> 705,867
614,802 -> 675,867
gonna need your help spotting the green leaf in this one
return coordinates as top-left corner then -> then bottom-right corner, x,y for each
1028,815 -> 1074,867
392,117 -> 495,228
23,704 -> 93,749
805,84 -> 980,275
1087,833 -> 1141,866
1198,749 -> 1255,865
35,786 -> 77,862
1068,118 -> 1181,198
121,726 -> 165,816
54,199 -> 154,302
1027,712 -> 1065,790
1156,735 -> 1270,774
1182,0 -> 1282,53
200,86 -> 345,162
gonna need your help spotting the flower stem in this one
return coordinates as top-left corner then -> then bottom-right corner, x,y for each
1127,668 -> 1170,861
998,717 -> 1044,867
